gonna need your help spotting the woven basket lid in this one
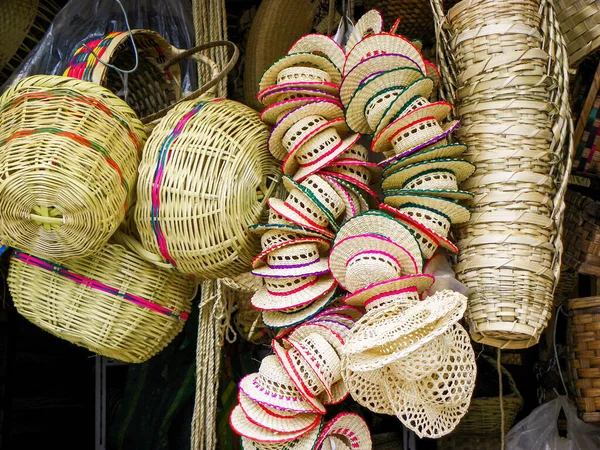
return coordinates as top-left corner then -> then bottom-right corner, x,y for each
0,75 -> 146,259
383,193 -> 470,224
262,287 -> 337,329
244,0 -> 320,110
288,34 -> 346,72
344,9 -> 384,53
316,412 -> 372,450
343,273 -> 434,307
251,275 -> 336,311
240,418 -> 323,450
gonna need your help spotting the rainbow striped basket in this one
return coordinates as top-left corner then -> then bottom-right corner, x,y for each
7,235 -> 197,363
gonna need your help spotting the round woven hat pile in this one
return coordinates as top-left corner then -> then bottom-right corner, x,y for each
432,0 -> 574,349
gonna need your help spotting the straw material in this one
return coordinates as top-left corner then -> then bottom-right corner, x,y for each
0,75 -> 145,259
262,288 -> 337,329
135,98 -> 279,279
556,0 -> 600,67
316,413 -> 372,450
432,0 -> 574,349
344,9 -> 384,53
8,241 -> 196,363
240,419 -> 323,450
288,34 -> 346,73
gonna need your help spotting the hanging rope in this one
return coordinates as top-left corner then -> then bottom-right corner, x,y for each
193,0 -> 229,97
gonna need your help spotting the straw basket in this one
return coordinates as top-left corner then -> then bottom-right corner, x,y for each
63,31 -> 239,130
568,296 -> 600,422
7,237 -> 197,363
556,0 -> 600,67
432,0 -> 574,349
134,98 -> 280,279
0,75 -> 146,259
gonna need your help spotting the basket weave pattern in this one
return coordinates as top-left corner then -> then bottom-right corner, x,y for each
556,0 -> 600,67
432,0 -> 574,349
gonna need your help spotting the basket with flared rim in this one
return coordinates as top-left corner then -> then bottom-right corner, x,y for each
0,74 -> 146,260
7,233 -> 198,363
134,98 -> 280,279
432,0 -> 574,349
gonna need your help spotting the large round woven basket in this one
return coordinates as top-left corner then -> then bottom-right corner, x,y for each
0,75 -> 146,259
8,239 -> 197,363
135,98 -> 280,279
556,0 -> 600,67
432,0 -> 574,349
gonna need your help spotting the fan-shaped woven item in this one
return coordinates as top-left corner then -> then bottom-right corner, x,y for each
8,240 -> 197,363
135,98 -> 280,279
0,75 -> 146,259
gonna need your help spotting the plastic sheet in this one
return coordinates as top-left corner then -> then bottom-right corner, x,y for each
423,251 -> 468,297
506,396 -> 600,450
2,0 -> 196,92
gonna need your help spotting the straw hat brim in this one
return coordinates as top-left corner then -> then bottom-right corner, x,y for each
340,54 -> 422,106
268,99 -> 344,159
344,366 -> 394,415
374,78 -> 435,135
326,158 -> 380,170
319,171 -> 378,198
379,121 -> 461,165
315,304 -> 364,321
267,197 -> 334,238
382,194 -> 471,224
379,203 -> 458,253
287,323 -> 346,352
288,34 -> 346,73
238,391 -> 320,435
345,33 -> 426,75
252,237 -> 331,268
316,413 -> 372,450
251,255 -> 330,278
259,52 -> 342,91
333,210 -> 424,270
251,275 -> 336,310
285,118 -> 349,159
381,158 -> 475,189
344,9 -> 384,53
321,175 -> 369,216
384,188 -> 474,201
258,81 -> 341,103
240,419 -> 323,450
281,176 -> 341,230
320,379 -> 348,406
371,102 -> 453,153
345,68 -> 426,133
425,61 -> 441,89
230,405 -> 315,442
380,143 -> 467,173
343,274 -> 434,307
329,234 -> 419,290
260,87 -> 339,106
262,288 -> 337,329
249,222 -> 334,240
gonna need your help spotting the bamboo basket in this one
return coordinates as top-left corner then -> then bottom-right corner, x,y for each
7,237 -> 197,363
0,75 -> 146,259
63,31 -> 238,130
556,0 -> 600,68
432,0 -> 574,349
568,296 -> 600,422
134,98 -> 280,279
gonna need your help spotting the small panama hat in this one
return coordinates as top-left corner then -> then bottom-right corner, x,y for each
382,194 -> 471,225
249,210 -> 334,240
381,158 -> 475,191
342,273 -> 434,308
288,34 -> 346,73
380,143 -> 467,173
262,287 -> 337,329
251,241 -> 330,278
251,275 -> 336,311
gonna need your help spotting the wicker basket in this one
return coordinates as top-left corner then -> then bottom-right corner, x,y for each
134,98 -> 280,279
556,0 -> 600,68
63,32 -> 238,129
7,238 -> 197,363
568,296 -> 600,422
432,0 -> 574,349
0,75 -> 146,259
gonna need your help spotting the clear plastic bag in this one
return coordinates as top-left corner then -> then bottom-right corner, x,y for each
2,0 -> 196,92
506,396 -> 600,450
423,251 -> 468,297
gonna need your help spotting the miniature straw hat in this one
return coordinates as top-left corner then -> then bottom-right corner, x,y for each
337,144 -> 369,161
329,234 -> 419,292
281,117 -> 349,157
371,99 -> 453,154
344,9 -> 384,53
267,192 -> 334,237
342,274 -> 434,307
258,80 -> 340,106
231,405 -> 317,442
251,275 -> 336,311
343,290 -> 468,372
239,355 -> 322,413
344,33 -> 426,76
260,87 -> 339,106
320,174 -> 361,221
340,54 -> 422,107
262,288 -> 337,329
313,304 -> 364,322
259,52 -> 342,92
316,413 -> 372,450
322,175 -> 371,216
239,419 -> 323,450
361,286 -> 422,313
387,202 -> 452,238
288,34 -> 346,73
382,194 -> 471,224
380,143 -> 467,172
367,77 -> 435,135
251,241 -> 330,278
323,161 -> 379,186
334,210 -> 424,270
250,210 -> 334,239
345,67 -> 426,133
344,366 -> 394,415
382,158 -> 475,190
287,323 -> 346,353
319,171 -> 378,199
254,234 -> 331,266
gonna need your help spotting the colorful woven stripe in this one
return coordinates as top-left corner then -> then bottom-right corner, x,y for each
12,250 -> 189,321
151,99 -> 216,266
63,32 -> 124,81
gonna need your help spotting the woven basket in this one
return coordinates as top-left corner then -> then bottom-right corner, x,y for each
437,434 -> 501,450
7,238 -> 197,363
134,98 -> 280,279
432,0 -> 574,349
0,75 -> 146,259
63,32 -> 238,130
556,0 -> 600,67
568,296 -> 600,422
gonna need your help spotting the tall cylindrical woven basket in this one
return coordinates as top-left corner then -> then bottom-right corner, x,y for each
8,239 -> 197,363
135,98 -> 280,279
0,75 -> 146,259
432,0 -> 574,348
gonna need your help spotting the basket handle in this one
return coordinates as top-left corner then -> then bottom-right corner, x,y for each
112,231 -> 177,271
142,40 -> 240,125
